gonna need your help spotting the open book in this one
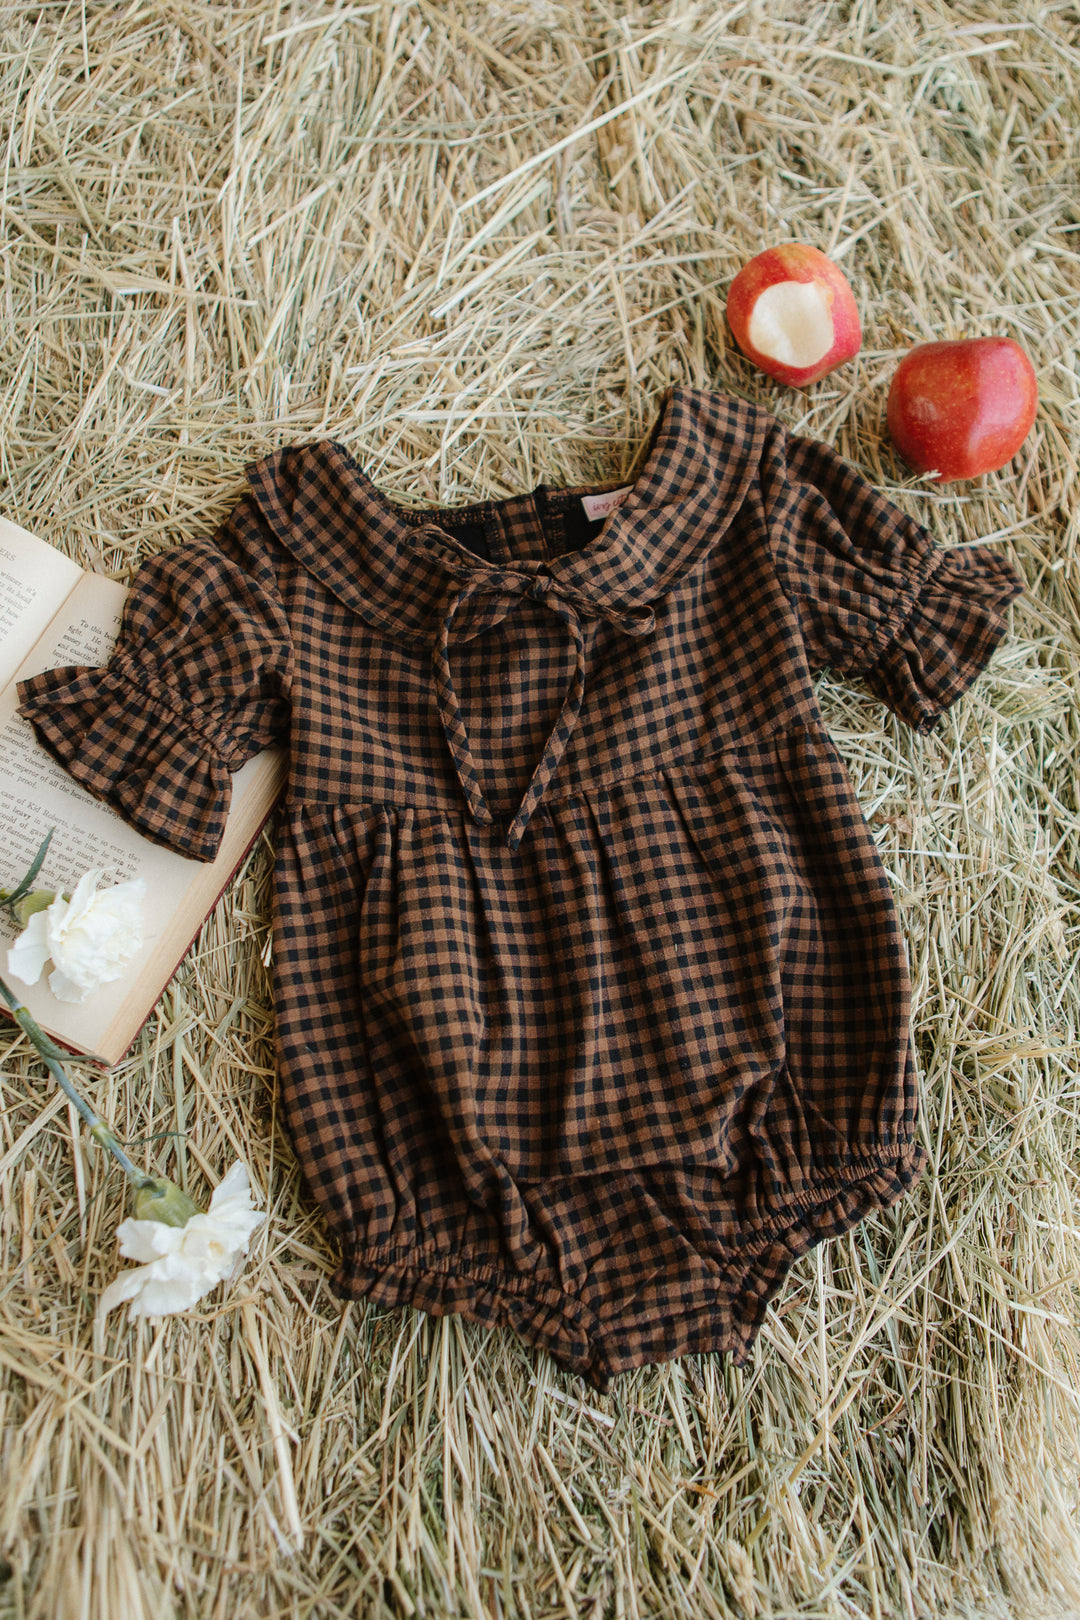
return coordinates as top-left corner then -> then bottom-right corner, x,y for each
0,515 -> 285,1066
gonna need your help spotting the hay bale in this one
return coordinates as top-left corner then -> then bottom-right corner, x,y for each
1,3 -> 1079,1616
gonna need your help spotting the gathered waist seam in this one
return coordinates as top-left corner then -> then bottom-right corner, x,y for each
281,716 -> 822,820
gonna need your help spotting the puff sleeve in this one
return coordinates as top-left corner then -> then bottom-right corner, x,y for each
767,429 -> 1024,731
16,497 -> 293,863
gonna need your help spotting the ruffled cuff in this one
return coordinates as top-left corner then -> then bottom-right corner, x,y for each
859,545 -> 1024,732
17,664 -> 231,862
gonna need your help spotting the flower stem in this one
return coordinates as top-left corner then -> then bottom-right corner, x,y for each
0,971 -> 148,1184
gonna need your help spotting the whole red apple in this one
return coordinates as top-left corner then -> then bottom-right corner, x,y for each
726,243 -> 862,387
886,337 -> 1038,482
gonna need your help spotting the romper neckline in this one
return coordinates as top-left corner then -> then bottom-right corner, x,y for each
243,385 -> 769,644
244,386 -> 769,848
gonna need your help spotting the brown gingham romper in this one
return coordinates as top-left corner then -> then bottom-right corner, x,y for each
18,388 -> 1024,1390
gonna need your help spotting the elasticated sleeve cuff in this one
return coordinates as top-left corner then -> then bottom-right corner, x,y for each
859,544 -> 1025,732
17,664 -> 232,863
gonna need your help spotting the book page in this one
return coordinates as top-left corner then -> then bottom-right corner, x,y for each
0,568 -> 273,1058
0,516 -> 86,690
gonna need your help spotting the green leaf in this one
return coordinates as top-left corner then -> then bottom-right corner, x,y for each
6,829 -> 56,910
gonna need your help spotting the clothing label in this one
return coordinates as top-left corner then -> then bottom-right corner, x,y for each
581,486 -> 633,522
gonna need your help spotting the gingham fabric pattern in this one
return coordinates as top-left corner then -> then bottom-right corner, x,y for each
18,387 -> 1024,1391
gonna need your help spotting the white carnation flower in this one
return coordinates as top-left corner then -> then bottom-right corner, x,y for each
7,869 -> 146,1003
98,1162 -> 265,1319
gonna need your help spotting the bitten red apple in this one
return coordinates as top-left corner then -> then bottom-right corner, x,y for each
886,337 -> 1038,482
726,243 -> 862,387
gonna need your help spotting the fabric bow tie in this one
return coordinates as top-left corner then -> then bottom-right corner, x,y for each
432,569 -> 656,853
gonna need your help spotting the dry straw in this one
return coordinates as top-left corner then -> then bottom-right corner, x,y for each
2,1 -> 1080,1615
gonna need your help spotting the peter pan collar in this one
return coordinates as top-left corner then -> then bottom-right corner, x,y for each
244,386 -> 769,645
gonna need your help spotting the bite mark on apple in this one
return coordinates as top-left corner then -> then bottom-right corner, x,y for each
747,282 -> 834,369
